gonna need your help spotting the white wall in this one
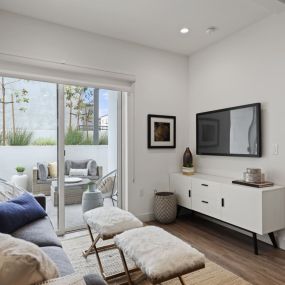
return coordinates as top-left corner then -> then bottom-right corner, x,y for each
188,12 -> 285,248
0,11 -> 189,220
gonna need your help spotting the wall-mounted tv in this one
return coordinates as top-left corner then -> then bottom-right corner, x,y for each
196,103 -> 261,157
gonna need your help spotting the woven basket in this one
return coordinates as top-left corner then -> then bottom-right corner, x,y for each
153,192 -> 177,224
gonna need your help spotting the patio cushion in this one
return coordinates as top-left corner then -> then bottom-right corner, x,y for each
69,168 -> 88,177
37,162 -> 48,181
41,246 -> 74,277
48,162 -> 57,178
87,160 -> 97,176
12,216 -> 62,247
65,160 -> 97,177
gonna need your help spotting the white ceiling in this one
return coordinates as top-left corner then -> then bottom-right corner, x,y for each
0,0 -> 284,55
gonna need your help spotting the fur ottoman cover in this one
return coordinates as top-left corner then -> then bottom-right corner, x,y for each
83,207 -> 143,237
114,226 -> 205,282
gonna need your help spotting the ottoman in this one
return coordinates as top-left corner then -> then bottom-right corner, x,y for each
114,226 -> 205,285
82,207 -> 143,281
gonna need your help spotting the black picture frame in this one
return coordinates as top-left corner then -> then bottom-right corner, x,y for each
148,114 -> 176,148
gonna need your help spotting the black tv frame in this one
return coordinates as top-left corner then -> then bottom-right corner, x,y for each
196,103 -> 262,157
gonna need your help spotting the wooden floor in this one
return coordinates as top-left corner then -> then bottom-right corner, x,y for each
149,214 -> 285,285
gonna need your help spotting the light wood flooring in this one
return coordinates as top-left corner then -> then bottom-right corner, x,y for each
149,214 -> 285,285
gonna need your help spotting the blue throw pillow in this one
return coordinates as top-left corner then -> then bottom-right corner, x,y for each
0,193 -> 47,234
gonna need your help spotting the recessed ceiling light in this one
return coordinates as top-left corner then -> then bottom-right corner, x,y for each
180,27 -> 189,34
206,26 -> 218,35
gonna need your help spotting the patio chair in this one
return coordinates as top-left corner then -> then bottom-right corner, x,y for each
95,169 -> 117,206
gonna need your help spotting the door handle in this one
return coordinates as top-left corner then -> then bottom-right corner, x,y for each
201,183 -> 208,187
201,200 -> 209,204
188,190 -> 191,197
221,198 -> 225,207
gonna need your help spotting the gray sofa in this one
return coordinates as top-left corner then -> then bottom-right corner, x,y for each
11,195 -> 106,285
32,159 -> 103,196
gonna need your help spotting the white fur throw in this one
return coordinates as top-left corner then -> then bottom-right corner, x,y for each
114,226 -> 205,281
83,207 -> 143,237
0,233 -> 59,285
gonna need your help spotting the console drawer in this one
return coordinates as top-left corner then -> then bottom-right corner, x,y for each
192,178 -> 221,219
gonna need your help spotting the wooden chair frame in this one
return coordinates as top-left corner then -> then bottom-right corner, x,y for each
82,225 -> 138,281
118,248 -> 205,285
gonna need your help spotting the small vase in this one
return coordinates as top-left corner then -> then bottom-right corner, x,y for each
182,147 -> 194,175
183,147 -> 193,167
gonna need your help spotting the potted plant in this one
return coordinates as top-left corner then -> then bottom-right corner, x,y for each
16,166 -> 25,175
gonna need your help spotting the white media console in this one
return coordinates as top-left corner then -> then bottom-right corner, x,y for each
170,173 -> 285,254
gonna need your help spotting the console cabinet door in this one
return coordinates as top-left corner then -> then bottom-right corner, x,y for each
170,174 -> 192,209
220,184 -> 262,233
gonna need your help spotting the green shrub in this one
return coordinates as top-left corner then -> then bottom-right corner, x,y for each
81,136 -> 93,145
99,132 -> 108,145
33,137 -> 56,145
7,129 -> 33,146
16,166 -> 25,173
65,128 -> 84,145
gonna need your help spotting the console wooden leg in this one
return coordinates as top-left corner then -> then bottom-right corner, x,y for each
253,233 -> 258,255
268,232 -> 278,248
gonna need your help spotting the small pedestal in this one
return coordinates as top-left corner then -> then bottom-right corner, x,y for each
182,167 -> 195,176
82,191 -> 103,213
11,174 -> 28,190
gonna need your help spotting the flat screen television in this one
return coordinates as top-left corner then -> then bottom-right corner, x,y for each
196,103 -> 261,157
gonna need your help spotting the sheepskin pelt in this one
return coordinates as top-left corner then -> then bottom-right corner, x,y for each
83,207 -> 143,237
114,226 -> 205,281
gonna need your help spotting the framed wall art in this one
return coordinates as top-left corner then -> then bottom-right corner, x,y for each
147,114 -> 176,148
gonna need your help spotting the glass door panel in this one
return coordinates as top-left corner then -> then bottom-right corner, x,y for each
62,85 -> 120,231
0,76 -> 58,229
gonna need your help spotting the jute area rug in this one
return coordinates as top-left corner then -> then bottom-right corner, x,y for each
62,233 -> 251,285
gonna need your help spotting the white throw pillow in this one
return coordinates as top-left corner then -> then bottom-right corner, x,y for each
69,168 -> 88,177
37,273 -> 86,285
0,233 -> 59,285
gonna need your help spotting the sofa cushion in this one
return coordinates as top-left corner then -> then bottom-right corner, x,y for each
0,233 -> 59,285
0,193 -> 47,234
39,273 -> 87,285
83,274 -> 107,285
37,162 -> 48,181
41,246 -> 75,277
12,216 -> 61,247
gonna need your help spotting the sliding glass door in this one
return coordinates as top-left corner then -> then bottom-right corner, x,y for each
57,84 -> 122,232
0,74 -> 124,235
